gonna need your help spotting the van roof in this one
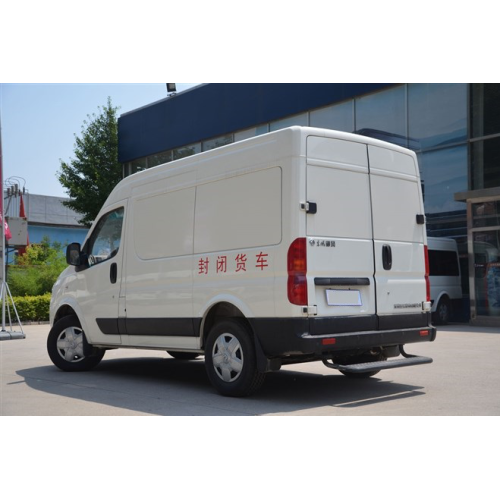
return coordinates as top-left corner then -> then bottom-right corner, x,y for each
105,126 -> 418,208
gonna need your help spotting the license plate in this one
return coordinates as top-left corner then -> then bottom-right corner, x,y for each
326,289 -> 362,306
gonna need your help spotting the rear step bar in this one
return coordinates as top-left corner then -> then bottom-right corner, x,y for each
322,345 -> 433,373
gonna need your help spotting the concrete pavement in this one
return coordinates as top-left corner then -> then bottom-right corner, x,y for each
1,323 -> 499,415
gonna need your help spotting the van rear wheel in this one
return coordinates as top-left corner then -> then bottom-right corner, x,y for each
47,315 -> 105,372
205,319 -> 265,397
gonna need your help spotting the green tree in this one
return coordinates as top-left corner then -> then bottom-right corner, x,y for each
7,236 -> 68,296
58,97 -> 122,227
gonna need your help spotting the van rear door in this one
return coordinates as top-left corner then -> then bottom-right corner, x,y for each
306,135 -> 427,327
306,136 -> 376,323
368,145 -> 427,322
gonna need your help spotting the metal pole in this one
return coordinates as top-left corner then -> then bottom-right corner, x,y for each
0,104 -> 25,341
0,110 -> 6,332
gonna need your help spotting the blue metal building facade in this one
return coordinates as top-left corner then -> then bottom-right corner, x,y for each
118,84 -> 395,162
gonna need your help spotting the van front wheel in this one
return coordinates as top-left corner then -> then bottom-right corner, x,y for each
205,320 -> 265,397
47,315 -> 105,372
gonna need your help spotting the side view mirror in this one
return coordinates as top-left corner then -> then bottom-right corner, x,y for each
66,242 -> 82,266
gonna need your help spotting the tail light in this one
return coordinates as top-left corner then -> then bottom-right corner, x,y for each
287,238 -> 308,305
424,245 -> 431,302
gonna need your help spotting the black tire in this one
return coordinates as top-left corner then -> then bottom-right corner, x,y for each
433,297 -> 451,325
340,369 -> 380,379
167,351 -> 200,360
339,352 -> 386,379
47,315 -> 105,372
205,319 -> 266,397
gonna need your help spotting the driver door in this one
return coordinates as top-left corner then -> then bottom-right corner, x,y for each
76,203 -> 126,345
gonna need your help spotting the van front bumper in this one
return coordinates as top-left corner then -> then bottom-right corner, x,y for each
249,313 -> 436,359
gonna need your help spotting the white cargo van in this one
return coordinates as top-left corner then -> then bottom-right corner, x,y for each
48,127 -> 436,396
427,237 -> 463,324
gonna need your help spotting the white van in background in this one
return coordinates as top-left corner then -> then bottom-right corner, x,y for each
48,127 -> 436,397
427,237 -> 463,324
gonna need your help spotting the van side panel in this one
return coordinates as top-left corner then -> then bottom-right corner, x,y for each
120,130 -> 301,348
194,167 -> 282,254
134,187 -> 195,260
123,183 -> 196,348
193,167 -> 283,322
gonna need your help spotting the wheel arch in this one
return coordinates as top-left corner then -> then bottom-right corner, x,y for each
200,301 -> 252,349
52,301 -> 89,337
53,304 -> 77,325
432,291 -> 450,312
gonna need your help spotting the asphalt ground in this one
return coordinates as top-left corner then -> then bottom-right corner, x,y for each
1,322 -> 499,416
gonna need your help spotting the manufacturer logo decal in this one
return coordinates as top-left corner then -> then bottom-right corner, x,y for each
309,239 -> 335,248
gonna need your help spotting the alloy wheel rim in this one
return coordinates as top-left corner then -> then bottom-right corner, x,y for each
439,303 -> 449,322
212,333 -> 244,383
57,327 -> 85,363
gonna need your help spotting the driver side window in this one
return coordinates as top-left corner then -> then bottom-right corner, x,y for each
87,207 -> 124,266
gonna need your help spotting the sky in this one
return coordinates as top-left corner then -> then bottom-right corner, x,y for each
0,83 -> 200,198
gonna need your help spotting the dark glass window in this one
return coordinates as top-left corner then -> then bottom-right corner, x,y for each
310,100 -> 354,132
148,151 -> 172,168
419,145 -> 467,214
471,84 -> 500,138
355,85 -> 407,147
429,250 -> 460,276
408,83 -> 467,151
472,201 -> 500,228
270,113 -> 308,131
173,143 -> 201,160
202,134 -> 233,151
234,126 -> 269,142
131,157 -> 147,174
472,136 -> 500,190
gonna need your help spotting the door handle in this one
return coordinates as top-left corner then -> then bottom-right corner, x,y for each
382,245 -> 392,271
110,262 -> 118,284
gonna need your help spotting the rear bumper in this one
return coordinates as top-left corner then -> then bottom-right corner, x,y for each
249,313 -> 436,358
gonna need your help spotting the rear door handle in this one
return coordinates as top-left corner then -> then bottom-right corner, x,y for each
382,245 -> 392,271
110,262 -> 118,284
